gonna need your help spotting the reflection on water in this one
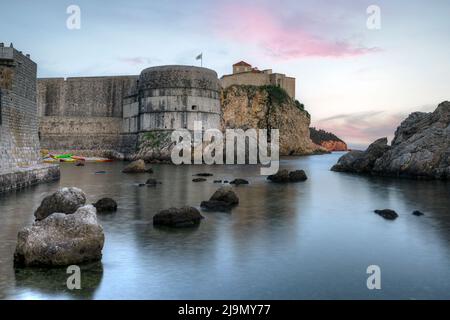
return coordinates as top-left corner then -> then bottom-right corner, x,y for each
0,153 -> 449,299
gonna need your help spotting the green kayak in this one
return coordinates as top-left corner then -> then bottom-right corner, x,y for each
53,153 -> 73,159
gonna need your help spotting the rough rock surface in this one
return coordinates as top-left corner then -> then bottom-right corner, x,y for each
332,102 -> 450,179
267,169 -> 308,183
14,205 -> 105,267
153,206 -> 204,227
374,209 -> 399,220
93,198 -> 118,213
122,159 -> 152,173
34,187 -> 87,221
331,138 -> 391,174
221,85 -> 327,155
201,186 -> 239,211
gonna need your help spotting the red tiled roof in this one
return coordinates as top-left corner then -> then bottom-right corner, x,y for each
233,61 -> 251,67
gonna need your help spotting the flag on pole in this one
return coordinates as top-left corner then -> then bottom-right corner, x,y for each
196,53 -> 203,66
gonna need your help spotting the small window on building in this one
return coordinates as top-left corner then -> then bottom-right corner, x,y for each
192,105 -> 197,110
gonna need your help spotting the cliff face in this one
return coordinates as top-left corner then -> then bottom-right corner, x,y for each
309,127 -> 348,152
332,101 -> 450,179
221,85 -> 326,155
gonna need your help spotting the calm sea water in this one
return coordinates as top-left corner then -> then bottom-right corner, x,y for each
1,153 -> 449,300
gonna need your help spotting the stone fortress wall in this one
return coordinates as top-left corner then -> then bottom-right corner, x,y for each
37,76 -> 138,155
0,43 -> 59,193
37,66 -> 222,157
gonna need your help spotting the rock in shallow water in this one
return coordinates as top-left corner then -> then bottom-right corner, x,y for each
14,205 -> 105,267
200,187 -> 239,212
412,210 -> 425,216
122,160 -> 152,173
194,173 -> 213,177
34,187 -> 87,221
374,209 -> 399,220
267,169 -> 308,183
153,206 -> 204,227
193,178 -> 207,182
230,178 -> 249,185
146,178 -> 161,186
93,198 -> 118,213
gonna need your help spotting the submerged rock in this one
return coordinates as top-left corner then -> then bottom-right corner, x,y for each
153,206 -> 204,228
146,178 -> 161,186
412,210 -> 425,216
332,101 -> 450,179
93,198 -> 117,213
201,187 -> 239,212
34,187 -> 87,221
14,205 -> 105,267
122,160 -> 152,173
193,178 -> 207,182
230,178 -> 249,185
194,173 -> 213,177
374,209 -> 399,220
267,169 -> 308,183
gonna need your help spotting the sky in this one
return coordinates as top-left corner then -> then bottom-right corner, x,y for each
1,0 -> 449,149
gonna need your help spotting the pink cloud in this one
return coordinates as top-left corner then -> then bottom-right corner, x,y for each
312,111 -> 405,149
215,5 -> 380,59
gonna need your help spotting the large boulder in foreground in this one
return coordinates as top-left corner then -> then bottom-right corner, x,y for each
153,207 -> 204,228
122,159 -> 152,173
34,187 -> 87,221
200,187 -> 239,211
332,101 -> 450,179
14,205 -> 105,267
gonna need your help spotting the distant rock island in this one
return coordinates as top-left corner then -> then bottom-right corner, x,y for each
332,101 -> 450,179
309,127 -> 348,152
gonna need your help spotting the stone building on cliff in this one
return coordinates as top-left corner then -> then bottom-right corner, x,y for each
220,61 -> 296,99
0,43 -> 59,193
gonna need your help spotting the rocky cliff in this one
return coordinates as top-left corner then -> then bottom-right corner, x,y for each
332,101 -> 450,179
221,85 -> 326,155
309,127 -> 348,151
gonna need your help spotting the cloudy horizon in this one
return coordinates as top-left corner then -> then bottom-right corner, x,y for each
2,0 -> 449,149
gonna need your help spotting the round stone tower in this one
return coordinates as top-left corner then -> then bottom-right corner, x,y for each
137,65 -> 221,131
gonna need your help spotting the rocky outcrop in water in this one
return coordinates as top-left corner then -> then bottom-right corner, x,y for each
122,159 -> 152,173
309,127 -> 348,151
230,178 -> 249,185
331,138 -> 390,174
374,209 -> 398,220
34,187 -> 87,221
221,85 -> 327,155
93,198 -> 118,213
267,169 -> 308,183
153,207 -> 204,227
201,186 -> 239,211
332,102 -> 450,179
14,205 -> 105,267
